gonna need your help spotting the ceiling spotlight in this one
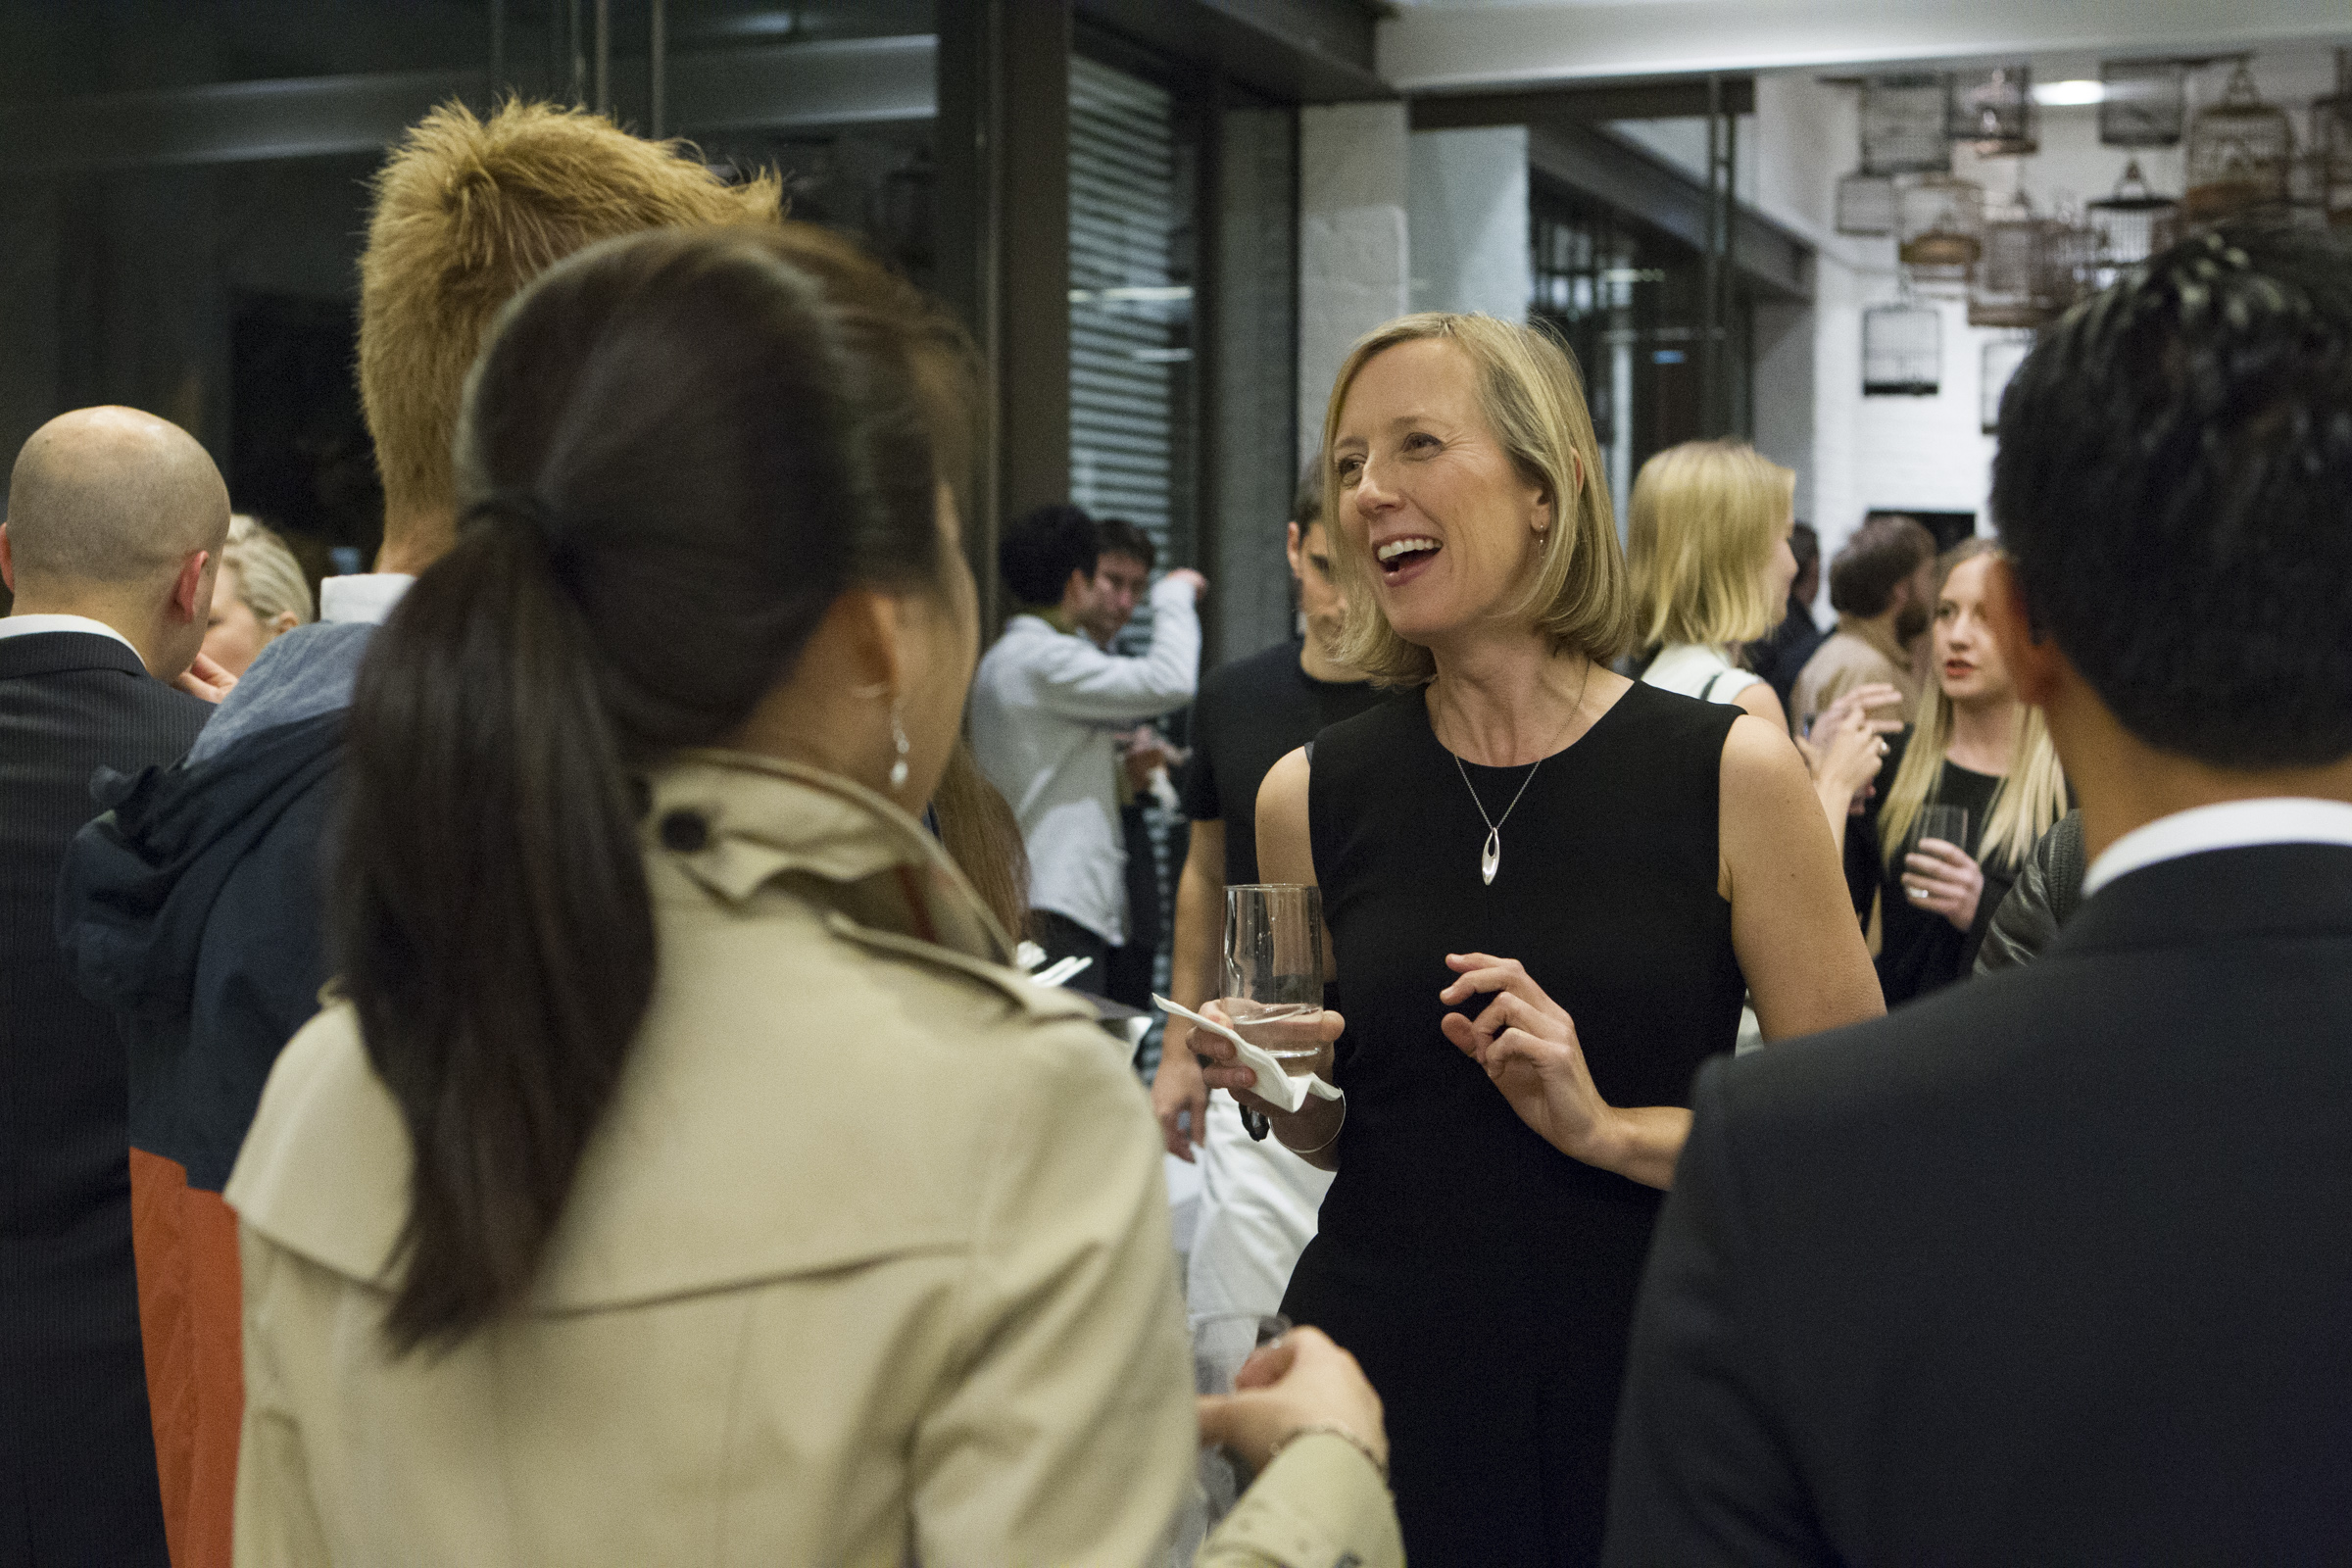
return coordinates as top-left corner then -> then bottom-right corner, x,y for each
2033,79 -> 2107,107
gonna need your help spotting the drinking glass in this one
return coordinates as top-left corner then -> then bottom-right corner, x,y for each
1165,1312 -> 1292,1562
1915,804 -> 1972,853
1221,884 -> 1326,1077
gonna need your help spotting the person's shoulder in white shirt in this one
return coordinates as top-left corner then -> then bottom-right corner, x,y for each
1642,643 -> 1760,707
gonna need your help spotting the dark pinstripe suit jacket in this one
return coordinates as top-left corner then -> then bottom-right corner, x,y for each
0,628 -> 206,1568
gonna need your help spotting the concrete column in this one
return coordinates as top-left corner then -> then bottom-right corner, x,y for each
1407,124 -> 1530,321
1298,101 -> 1408,466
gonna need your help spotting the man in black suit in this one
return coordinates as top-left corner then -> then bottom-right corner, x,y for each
1606,223 -> 2352,1566
0,405 -> 229,1567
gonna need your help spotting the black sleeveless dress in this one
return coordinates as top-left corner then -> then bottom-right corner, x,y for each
1283,682 -> 1746,1566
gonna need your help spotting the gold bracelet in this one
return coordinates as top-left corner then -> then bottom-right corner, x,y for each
1274,1094 -> 1345,1154
1269,1422 -> 1388,1483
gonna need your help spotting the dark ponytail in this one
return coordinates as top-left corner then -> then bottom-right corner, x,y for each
338,228 -> 951,1353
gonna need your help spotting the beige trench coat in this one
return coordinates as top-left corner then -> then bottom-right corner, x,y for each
226,752 -> 1399,1567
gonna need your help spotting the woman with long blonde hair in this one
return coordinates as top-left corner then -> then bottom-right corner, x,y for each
1862,538 -> 2069,1003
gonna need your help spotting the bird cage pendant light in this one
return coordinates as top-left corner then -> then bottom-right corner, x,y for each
1898,173 -> 1984,283
1970,189 -> 2054,328
1836,172 -> 1898,235
1861,74 -> 1953,174
2086,160 -> 2180,281
1951,64 -> 2036,157
1864,299 -> 1941,396
2038,205 -> 2101,318
2184,61 -> 2293,223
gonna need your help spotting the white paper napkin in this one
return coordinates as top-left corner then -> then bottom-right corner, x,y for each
1152,995 -> 1343,1115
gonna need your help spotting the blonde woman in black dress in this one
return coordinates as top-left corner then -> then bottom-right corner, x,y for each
1196,314 -> 1884,1566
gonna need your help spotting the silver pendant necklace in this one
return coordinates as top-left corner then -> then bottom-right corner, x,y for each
1447,662 -> 1591,887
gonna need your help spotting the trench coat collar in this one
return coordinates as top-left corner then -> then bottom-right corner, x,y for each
645,749 -> 1016,967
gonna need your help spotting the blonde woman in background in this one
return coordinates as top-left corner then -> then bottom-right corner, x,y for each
200,514 -> 314,676
1627,440 -> 1892,851
1858,537 -> 2069,1004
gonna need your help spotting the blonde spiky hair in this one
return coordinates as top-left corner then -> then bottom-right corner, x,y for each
358,99 -> 782,553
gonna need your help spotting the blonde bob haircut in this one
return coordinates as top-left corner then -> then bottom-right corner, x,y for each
1627,439 -> 1793,653
359,99 -> 782,531
1322,313 -> 1634,686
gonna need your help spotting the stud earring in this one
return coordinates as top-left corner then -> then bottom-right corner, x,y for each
889,703 -> 911,791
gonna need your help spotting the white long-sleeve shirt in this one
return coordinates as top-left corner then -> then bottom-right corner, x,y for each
968,577 -> 1200,945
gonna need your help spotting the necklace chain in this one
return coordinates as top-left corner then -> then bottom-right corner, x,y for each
1453,749 -> 1546,840
1446,661 -> 1592,885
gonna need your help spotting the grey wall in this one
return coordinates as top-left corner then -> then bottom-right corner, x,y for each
1407,124 -> 1530,320
1297,101 -> 1409,466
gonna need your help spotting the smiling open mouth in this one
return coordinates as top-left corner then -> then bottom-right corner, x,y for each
1376,536 -> 1441,577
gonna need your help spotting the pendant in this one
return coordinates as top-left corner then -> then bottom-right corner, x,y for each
1481,828 -> 1500,886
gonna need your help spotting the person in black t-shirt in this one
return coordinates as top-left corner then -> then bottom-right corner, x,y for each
1154,479 -> 1390,1152
1152,468 -> 1391,1319
1749,519 -> 1828,710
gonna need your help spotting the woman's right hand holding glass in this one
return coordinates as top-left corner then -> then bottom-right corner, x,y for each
1194,1001 -> 1342,1119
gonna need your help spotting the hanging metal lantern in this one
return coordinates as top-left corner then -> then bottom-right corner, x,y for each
1862,74 -> 1953,175
1863,301 -> 1941,396
1969,189 -> 2054,328
1981,334 -> 2034,434
2036,205 -> 2102,315
1897,172 -> 1984,283
2086,160 -> 2180,282
2099,59 -> 2187,148
1836,172 -> 1898,235
2183,61 -> 2293,224
1950,64 -> 2035,157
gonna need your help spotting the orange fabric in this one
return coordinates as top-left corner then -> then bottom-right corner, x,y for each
130,1148 -> 244,1568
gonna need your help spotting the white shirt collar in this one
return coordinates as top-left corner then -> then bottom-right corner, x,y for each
0,612 -> 142,659
318,573 -> 416,625
2082,798 -> 2352,896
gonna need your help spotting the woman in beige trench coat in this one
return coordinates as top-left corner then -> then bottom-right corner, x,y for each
225,228 -> 1400,1566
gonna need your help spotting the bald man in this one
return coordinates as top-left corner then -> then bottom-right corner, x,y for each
0,405 -> 229,1566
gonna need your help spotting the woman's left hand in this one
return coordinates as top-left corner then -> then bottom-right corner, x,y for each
1437,953 -> 1623,1171
1902,838 -> 1984,932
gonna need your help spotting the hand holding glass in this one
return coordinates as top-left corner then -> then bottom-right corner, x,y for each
1221,885 -> 1327,1078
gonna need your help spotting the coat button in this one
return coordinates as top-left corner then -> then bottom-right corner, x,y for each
659,809 -> 710,853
